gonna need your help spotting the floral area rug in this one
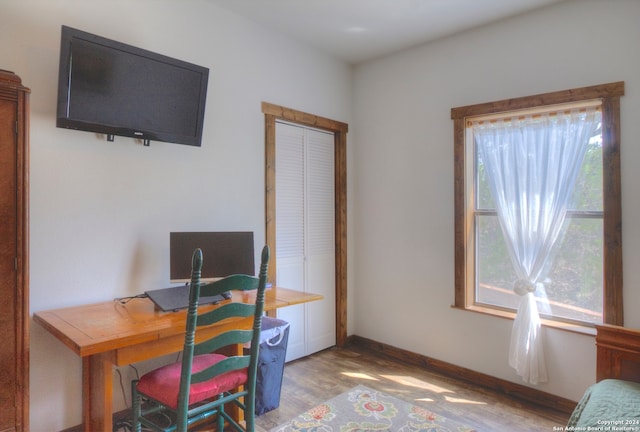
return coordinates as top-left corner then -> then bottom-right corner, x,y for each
270,385 -> 477,432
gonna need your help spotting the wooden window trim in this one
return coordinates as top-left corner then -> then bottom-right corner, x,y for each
450,82 -> 625,328
262,101 -> 349,346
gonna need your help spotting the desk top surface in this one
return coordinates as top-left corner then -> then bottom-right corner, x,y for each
33,287 -> 322,357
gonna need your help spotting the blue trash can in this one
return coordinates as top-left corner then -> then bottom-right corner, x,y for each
251,317 -> 290,415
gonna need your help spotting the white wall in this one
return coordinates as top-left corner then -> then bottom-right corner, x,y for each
353,0 -> 640,403
1,1 -> 353,430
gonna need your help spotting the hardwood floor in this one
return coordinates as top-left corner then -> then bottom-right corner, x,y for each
95,343 -> 571,432
256,345 -> 571,432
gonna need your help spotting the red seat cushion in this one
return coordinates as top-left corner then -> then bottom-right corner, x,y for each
136,353 -> 248,409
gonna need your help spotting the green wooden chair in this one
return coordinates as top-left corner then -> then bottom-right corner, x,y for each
131,245 -> 270,432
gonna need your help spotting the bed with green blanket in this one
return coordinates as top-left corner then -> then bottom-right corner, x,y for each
567,379 -> 640,428
567,325 -> 640,429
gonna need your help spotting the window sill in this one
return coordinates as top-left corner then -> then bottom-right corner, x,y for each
451,304 -> 597,336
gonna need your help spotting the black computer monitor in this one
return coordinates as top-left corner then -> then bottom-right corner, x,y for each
169,232 -> 255,283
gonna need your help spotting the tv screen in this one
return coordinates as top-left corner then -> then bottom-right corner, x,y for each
170,232 -> 255,283
56,26 -> 209,147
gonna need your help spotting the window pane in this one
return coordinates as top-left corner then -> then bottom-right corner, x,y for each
476,154 -> 495,209
544,218 -> 603,324
477,131 -> 602,212
477,215 -> 603,324
476,215 -> 519,309
571,129 -> 603,212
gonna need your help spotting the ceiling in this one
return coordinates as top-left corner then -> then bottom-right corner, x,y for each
210,0 -> 567,64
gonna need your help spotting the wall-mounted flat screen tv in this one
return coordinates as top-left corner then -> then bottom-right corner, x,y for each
56,25 -> 209,147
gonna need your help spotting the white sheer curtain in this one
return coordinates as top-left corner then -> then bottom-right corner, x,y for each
473,108 -> 600,384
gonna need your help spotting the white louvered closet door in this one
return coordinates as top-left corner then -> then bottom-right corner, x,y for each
275,121 -> 336,362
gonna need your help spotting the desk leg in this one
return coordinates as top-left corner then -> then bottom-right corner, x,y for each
82,352 -> 115,432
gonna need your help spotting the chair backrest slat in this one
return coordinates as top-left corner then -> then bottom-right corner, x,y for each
200,274 -> 259,296
196,302 -> 255,327
191,355 -> 251,385
193,329 -> 253,356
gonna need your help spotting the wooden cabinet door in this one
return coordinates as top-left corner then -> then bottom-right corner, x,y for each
0,70 -> 29,432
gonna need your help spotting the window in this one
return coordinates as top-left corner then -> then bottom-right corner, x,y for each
451,82 -> 624,330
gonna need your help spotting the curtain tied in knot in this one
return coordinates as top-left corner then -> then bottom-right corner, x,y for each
513,279 -> 537,296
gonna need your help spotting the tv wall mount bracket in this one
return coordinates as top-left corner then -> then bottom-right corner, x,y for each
106,134 -> 151,146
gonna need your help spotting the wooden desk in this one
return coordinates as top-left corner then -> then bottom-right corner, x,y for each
34,287 -> 322,432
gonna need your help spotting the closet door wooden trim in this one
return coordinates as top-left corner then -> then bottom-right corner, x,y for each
262,102 -> 348,347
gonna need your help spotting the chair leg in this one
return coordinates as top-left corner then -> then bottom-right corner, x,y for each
245,392 -> 255,432
217,394 -> 225,432
131,380 -> 141,432
245,405 -> 254,432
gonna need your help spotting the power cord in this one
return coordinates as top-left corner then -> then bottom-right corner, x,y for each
113,418 -> 133,432
114,294 -> 148,305
115,368 -> 128,408
129,364 -> 140,380
113,364 -> 173,432
112,365 -> 151,432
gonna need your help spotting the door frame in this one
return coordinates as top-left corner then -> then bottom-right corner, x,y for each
262,102 -> 348,347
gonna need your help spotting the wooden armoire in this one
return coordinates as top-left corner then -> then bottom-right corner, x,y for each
0,70 -> 29,432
